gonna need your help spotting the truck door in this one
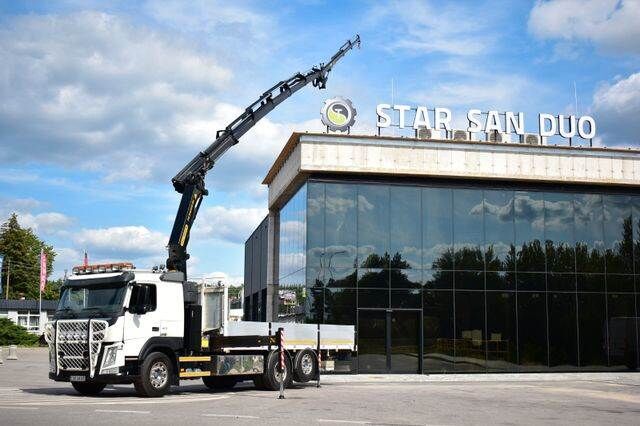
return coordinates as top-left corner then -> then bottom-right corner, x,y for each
123,284 -> 161,356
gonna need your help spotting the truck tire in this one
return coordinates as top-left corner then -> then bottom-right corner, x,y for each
134,351 -> 172,397
262,350 -> 292,391
71,382 -> 106,396
202,376 -> 237,390
293,349 -> 317,383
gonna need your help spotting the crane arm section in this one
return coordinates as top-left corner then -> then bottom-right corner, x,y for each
166,35 -> 360,274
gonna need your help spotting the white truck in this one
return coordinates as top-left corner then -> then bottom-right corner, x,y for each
45,263 -> 355,397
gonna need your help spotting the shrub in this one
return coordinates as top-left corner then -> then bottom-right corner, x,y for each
0,318 -> 40,346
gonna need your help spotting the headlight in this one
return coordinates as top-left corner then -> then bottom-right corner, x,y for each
101,344 -> 122,369
44,322 -> 55,343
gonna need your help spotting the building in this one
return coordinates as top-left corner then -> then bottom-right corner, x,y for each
245,132 -> 640,373
0,299 -> 58,334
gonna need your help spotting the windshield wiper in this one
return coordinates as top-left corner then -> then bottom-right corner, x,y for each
56,307 -> 77,318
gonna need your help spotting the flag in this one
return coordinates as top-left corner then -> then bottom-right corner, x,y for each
40,249 -> 47,292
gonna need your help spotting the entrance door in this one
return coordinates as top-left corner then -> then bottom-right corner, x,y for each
358,309 -> 421,373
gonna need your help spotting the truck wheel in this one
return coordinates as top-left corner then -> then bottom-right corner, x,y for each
71,382 -> 106,396
262,350 -> 292,391
134,352 -> 172,397
202,376 -> 237,390
293,349 -> 317,383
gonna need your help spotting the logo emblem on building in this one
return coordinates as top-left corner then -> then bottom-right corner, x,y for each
321,97 -> 356,132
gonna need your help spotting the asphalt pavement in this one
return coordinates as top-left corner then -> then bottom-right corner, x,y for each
1,347 -> 640,425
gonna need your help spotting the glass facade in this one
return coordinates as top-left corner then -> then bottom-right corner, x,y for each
276,179 -> 640,373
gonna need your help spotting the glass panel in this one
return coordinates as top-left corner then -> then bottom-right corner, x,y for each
633,196 -> 640,273
515,191 -> 545,272
575,194 -> 605,273
326,268 -> 357,288
423,188 -> 453,270
453,189 -> 484,271
324,288 -> 356,325
390,269 -> 422,289
358,289 -> 389,309
518,292 -> 548,370
544,192 -> 575,273
454,291 -> 486,372
306,182 -> 325,271
279,184 -> 307,282
547,273 -> 576,291
358,185 -> 390,268
604,195 -> 633,274
607,274 -> 634,293
390,310 -> 421,373
391,289 -> 421,308
548,293 -> 579,369
423,290 -> 454,373
390,186 -> 421,269
358,310 -> 388,373
486,271 -> 515,291
578,292 -> 608,369
486,292 -> 518,372
325,183 -> 357,268
607,293 -> 638,370
517,272 -> 546,291
424,269 -> 453,290
484,190 -> 515,271
304,288 -> 323,324
576,273 -> 605,292
357,268 -> 389,289
455,270 -> 484,290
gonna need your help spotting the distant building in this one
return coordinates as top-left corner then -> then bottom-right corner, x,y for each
0,299 -> 58,334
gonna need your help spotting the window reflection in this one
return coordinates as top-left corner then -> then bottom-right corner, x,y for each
515,191 -> 545,272
423,188 -> 453,270
604,195 -> 633,274
484,190 -> 515,271
544,192 -> 575,273
283,181 -> 640,373
358,185 -> 390,268
575,194 -> 604,272
453,189 -> 484,271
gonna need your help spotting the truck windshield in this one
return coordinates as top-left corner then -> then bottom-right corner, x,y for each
57,284 -> 127,318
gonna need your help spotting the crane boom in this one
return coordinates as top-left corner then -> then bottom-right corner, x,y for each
166,35 -> 360,274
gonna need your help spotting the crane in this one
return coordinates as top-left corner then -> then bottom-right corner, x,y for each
166,35 -> 361,275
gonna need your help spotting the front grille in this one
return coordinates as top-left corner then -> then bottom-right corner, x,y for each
54,320 -> 108,378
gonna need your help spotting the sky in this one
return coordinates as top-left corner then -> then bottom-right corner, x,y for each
0,0 -> 639,284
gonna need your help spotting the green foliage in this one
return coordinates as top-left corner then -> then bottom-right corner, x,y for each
0,213 -> 57,299
0,318 -> 40,346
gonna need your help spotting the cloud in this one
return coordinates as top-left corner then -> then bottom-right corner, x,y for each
528,0 -> 640,55
591,72 -> 640,147
193,205 -> 267,244
366,0 -> 498,56
73,225 -> 167,259
0,196 -> 72,236
0,11 -> 324,193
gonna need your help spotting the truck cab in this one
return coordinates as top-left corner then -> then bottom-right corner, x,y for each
46,263 -> 186,396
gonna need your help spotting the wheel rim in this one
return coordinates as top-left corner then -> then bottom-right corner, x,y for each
274,362 -> 287,383
301,353 -> 314,375
150,361 -> 168,389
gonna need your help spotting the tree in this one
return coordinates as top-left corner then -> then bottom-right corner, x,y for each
0,214 -> 56,300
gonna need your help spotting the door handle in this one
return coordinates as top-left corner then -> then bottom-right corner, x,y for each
152,327 -> 159,332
